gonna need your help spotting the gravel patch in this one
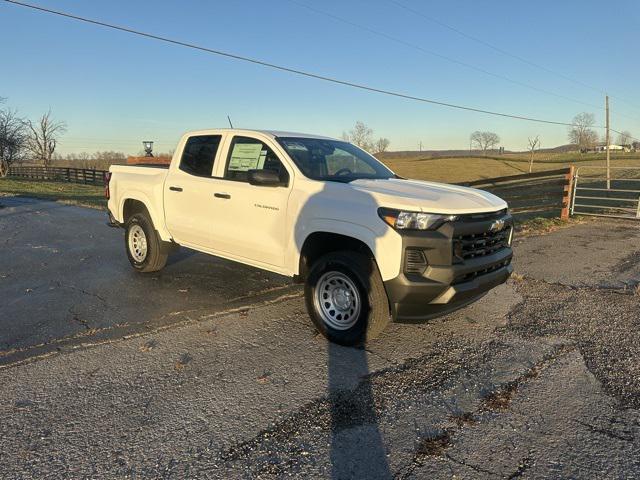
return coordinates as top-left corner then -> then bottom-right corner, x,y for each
508,279 -> 640,408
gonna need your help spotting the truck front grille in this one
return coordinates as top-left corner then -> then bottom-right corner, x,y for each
453,227 -> 511,260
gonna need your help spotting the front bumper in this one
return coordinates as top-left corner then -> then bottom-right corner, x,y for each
384,211 -> 514,322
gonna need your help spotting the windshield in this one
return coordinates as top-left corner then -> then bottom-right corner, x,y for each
276,137 -> 395,182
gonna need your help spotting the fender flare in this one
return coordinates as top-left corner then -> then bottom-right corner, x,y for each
293,219 -> 401,281
118,192 -> 172,242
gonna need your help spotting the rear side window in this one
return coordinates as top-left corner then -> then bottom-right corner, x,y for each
179,135 -> 221,177
224,136 -> 289,184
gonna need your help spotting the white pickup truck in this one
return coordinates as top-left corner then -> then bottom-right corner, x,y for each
107,129 -> 513,345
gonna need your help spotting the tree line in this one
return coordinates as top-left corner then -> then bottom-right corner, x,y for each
467,111 -> 635,173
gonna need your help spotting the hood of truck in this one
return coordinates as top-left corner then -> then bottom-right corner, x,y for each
349,178 -> 507,214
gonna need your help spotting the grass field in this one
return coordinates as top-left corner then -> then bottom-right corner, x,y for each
0,178 -> 105,209
378,151 -> 640,183
2,151 -> 639,217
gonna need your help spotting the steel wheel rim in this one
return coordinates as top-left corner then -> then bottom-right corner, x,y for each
128,225 -> 148,262
314,271 -> 361,330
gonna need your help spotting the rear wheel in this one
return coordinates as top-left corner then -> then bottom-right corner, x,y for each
305,251 -> 390,346
125,212 -> 169,273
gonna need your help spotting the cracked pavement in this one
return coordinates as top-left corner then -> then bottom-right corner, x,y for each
1,197 -> 640,479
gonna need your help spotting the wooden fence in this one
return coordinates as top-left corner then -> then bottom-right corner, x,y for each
6,164 -> 574,220
457,167 -> 573,220
8,166 -> 109,186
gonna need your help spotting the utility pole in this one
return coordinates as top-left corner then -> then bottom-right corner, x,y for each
419,141 -> 422,152
606,95 -> 611,190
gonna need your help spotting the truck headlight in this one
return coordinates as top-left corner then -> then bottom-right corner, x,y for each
378,208 -> 458,231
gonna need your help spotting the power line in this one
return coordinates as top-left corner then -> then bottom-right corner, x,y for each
0,0 -> 617,131
387,0 -> 640,114
284,0 -> 606,113
0,0 -> 590,129
610,128 -> 640,144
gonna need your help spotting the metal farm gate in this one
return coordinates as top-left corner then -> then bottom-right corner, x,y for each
570,166 -> 640,219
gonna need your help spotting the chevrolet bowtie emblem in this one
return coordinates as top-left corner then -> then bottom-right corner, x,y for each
489,219 -> 506,232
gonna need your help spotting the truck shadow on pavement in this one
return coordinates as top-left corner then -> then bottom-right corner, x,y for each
328,341 -> 392,478
293,182 -> 392,477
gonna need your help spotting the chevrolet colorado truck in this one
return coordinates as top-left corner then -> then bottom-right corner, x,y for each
106,129 -> 513,345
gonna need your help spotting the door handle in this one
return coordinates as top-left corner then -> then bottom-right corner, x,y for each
214,193 -> 231,199
169,186 -> 183,192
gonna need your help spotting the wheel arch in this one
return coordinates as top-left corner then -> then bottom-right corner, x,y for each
294,219 -> 402,282
119,193 -> 171,241
297,231 -> 375,282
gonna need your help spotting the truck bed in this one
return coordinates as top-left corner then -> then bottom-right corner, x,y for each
108,164 -> 170,228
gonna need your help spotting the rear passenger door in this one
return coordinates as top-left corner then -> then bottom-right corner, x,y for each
210,135 -> 292,268
164,134 -> 223,248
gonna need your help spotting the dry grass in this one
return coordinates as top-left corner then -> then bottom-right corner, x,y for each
0,178 -> 105,210
450,411 -> 477,427
174,352 -> 193,370
482,383 -> 518,410
415,430 -> 451,457
379,152 -> 640,184
515,216 -> 591,237
510,272 -> 526,283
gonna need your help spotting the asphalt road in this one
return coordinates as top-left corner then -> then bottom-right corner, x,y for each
0,197 -> 292,362
1,196 -> 639,479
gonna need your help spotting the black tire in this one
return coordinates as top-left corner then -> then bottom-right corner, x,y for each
304,251 -> 390,346
125,212 -> 169,273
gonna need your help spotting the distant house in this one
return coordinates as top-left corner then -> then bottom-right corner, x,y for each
592,144 -> 631,153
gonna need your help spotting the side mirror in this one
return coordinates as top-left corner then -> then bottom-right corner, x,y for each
247,169 -> 285,187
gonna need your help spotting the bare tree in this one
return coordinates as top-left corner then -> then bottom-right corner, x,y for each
25,110 -> 67,167
470,131 -> 500,155
0,107 -> 27,177
616,130 -> 632,146
374,137 -> 390,154
342,121 -> 391,154
527,136 -> 540,173
347,121 -> 374,151
568,112 -> 598,153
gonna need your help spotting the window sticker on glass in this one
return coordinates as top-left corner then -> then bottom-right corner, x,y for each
228,143 -> 265,172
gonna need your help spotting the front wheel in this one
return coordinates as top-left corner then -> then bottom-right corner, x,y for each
304,251 -> 390,346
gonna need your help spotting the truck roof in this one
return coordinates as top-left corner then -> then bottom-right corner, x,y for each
183,128 -> 338,141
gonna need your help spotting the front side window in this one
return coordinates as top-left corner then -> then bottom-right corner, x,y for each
276,137 -> 394,182
179,135 -> 221,177
224,136 -> 289,184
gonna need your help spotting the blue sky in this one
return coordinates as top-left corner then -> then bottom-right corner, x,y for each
1,0 -> 639,154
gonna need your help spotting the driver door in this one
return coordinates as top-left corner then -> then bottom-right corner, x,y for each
209,135 -> 292,268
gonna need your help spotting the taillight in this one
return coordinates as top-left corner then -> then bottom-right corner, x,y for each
104,172 -> 112,199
